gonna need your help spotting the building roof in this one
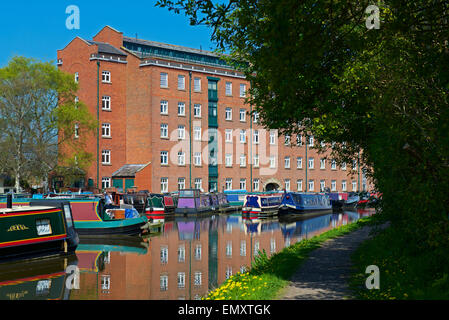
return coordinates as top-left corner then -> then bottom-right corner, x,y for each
86,40 -> 128,57
112,163 -> 150,178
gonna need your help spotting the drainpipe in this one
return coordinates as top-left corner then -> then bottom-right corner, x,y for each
189,71 -> 192,189
357,152 -> 361,192
97,61 -> 100,190
250,101 -> 253,193
305,135 -> 308,192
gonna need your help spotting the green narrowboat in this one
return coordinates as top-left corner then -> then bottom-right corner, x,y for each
0,199 -> 79,262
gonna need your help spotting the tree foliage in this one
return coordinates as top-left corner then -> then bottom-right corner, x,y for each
156,0 -> 449,256
0,56 -> 96,191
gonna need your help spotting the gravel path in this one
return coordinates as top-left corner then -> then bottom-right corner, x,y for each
279,224 -> 379,300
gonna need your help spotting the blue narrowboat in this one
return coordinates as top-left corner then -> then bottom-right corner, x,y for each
242,194 -> 283,216
279,192 -> 332,215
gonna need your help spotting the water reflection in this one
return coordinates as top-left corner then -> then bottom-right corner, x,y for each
0,209 -> 374,300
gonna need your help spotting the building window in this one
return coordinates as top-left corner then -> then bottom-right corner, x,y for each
342,180 -> 347,192
160,275 -> 168,291
160,247 -> 168,264
178,245 -> 185,263
331,180 -> 337,192
102,96 -> 111,111
285,135 -> 291,145
253,111 -> 259,123
240,240 -> 247,257
102,123 -> 111,138
225,154 -> 233,167
194,272 -> 202,286
194,245 -> 202,260
177,272 -> 186,289
352,160 -> 358,171
239,130 -> 246,143
178,102 -> 185,116
270,238 -> 276,254
225,129 -> 232,143
253,178 -> 260,191
240,179 -> 246,190
74,124 -> 79,138
101,275 -> 111,291
194,77 -> 201,92
297,179 -> 303,192
308,135 -> 314,147
226,241 -> 232,257
308,180 -> 314,192
320,180 -> 326,192
160,124 -> 168,138
178,178 -> 186,190
253,154 -> 260,168
253,130 -> 259,144
178,75 -> 185,90
160,151 -> 168,165
102,177 -> 111,189
225,107 -> 232,120
194,152 -> 202,166
239,109 -> 246,122
297,157 -> 303,169
352,181 -> 357,192
297,135 -> 303,146
331,159 -> 337,170
270,131 -> 276,145
320,158 -> 326,169
74,72 -> 79,83
285,179 -> 291,191
308,157 -> 314,169
225,178 -> 233,191
194,178 -> 202,191
240,83 -> 246,97
178,152 -> 186,166
254,241 -> 260,255
226,82 -> 232,96
194,127 -> 201,141
194,104 -> 201,117
240,154 -> 246,167
102,71 -> 111,83
161,178 -> 168,193
269,156 -> 276,168
285,157 -> 291,169
341,162 -> 347,171
160,72 -> 168,88
160,100 -> 168,114
102,150 -> 111,165
178,125 -> 185,140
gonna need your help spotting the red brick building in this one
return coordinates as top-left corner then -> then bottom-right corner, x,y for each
57,26 -> 371,193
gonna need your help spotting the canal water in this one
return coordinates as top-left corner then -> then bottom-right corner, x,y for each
0,209 -> 374,300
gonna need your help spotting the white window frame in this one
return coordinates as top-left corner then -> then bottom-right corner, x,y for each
285,179 -> 291,191
239,129 -> 246,143
194,127 -> 201,141
320,158 -> 326,169
308,180 -> 314,192
178,125 -> 185,140
102,150 -> 111,165
102,96 -> 111,111
102,71 -> 111,83
239,109 -> 246,122
226,82 -> 233,96
161,178 -> 168,193
194,152 -> 202,166
253,179 -> 260,191
225,178 -> 233,191
194,77 -> 201,92
178,152 -> 186,166
331,180 -> 337,192
194,178 -> 202,191
160,72 -> 168,88
160,151 -> 168,165
178,102 -> 186,116
225,107 -> 232,121
178,178 -> 186,191
297,157 -> 303,169
160,124 -> 168,138
194,104 -> 201,117
297,179 -> 303,192
225,154 -> 233,167
285,157 -> 291,169
225,129 -> 233,143
240,83 -> 246,97
102,177 -> 111,189
178,75 -> 185,90
160,100 -> 168,114
309,157 -> 314,169
102,123 -> 111,138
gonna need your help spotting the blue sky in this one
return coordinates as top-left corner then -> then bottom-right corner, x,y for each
0,1 -> 214,67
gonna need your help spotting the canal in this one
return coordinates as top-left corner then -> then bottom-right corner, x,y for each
0,209 -> 374,300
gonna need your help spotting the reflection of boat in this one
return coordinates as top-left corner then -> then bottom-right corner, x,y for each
242,194 -> 282,216
279,213 -> 333,238
0,198 -> 78,262
77,237 -> 149,254
175,189 -> 215,215
0,255 -> 77,300
279,192 -> 332,215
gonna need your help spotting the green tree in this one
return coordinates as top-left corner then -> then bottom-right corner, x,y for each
0,56 -> 96,192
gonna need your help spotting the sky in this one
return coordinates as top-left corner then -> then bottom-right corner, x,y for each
0,1 -> 215,67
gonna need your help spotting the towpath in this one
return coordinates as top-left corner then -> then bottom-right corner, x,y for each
278,224 -> 381,300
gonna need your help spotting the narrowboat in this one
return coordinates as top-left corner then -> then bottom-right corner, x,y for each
326,192 -> 348,210
175,189 -> 214,215
1,197 -> 149,237
0,198 -> 79,262
343,192 -> 360,209
123,192 -> 176,221
242,194 -> 282,216
279,192 -> 332,215
224,190 -> 247,207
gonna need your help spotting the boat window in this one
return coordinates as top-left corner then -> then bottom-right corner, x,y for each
63,204 -> 73,228
180,190 -> 195,197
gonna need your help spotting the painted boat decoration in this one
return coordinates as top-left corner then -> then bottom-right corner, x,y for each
279,192 -> 332,215
174,189 -> 214,215
0,197 -> 149,236
242,194 -> 282,215
123,192 -> 175,222
0,199 -> 79,262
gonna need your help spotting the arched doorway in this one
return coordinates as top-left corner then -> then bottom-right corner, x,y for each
265,183 -> 280,191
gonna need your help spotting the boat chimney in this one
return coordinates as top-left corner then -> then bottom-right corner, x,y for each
7,194 -> 12,209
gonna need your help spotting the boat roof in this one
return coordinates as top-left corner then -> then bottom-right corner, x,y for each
0,206 -> 60,213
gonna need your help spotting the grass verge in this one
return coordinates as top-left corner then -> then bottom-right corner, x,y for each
203,216 -> 374,300
350,224 -> 449,300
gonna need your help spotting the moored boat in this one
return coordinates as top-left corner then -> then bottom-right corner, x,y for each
0,198 -> 79,262
174,189 -> 214,215
242,194 -> 282,216
279,192 -> 332,215
123,192 -> 176,221
326,192 -> 348,210
343,192 -> 360,209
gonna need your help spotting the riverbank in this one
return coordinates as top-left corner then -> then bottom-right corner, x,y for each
203,215 -> 375,300
350,222 -> 449,300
